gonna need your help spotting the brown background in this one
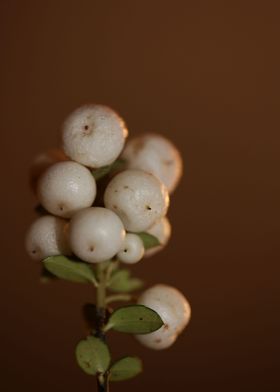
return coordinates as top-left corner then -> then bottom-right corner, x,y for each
0,1 -> 279,391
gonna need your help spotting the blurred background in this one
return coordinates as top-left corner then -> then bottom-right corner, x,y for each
0,1 -> 279,391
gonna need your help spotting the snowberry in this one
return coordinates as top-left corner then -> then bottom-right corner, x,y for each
135,284 -> 191,350
104,169 -> 169,232
25,215 -> 71,261
69,207 -> 125,263
145,216 -> 171,257
29,148 -> 68,193
117,233 -> 144,264
136,329 -> 177,350
37,161 -> 96,218
122,133 -> 183,193
62,104 -> 128,168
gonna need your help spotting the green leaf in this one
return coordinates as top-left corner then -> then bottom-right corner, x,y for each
43,255 -> 96,284
109,356 -> 142,382
92,159 -> 126,181
91,165 -> 111,181
109,269 -> 143,293
136,232 -> 161,250
105,305 -> 164,334
76,336 -> 111,376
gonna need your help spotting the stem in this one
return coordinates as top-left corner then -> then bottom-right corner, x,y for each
95,263 -> 111,392
95,263 -> 107,341
96,263 -> 107,310
97,373 -> 109,392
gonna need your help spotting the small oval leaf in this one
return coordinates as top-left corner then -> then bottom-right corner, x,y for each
109,356 -> 142,382
109,269 -> 144,293
136,232 -> 161,250
106,305 -> 164,334
76,336 -> 111,376
43,255 -> 96,284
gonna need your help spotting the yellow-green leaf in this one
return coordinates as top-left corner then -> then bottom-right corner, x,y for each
136,232 -> 161,249
105,305 -> 164,334
76,336 -> 110,376
91,159 -> 126,180
109,356 -> 142,382
43,255 -> 96,284
109,269 -> 143,293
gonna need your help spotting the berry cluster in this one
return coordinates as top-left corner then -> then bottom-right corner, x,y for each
26,104 -> 191,388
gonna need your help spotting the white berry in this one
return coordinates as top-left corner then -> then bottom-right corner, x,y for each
145,216 -> 171,257
104,169 -> 169,232
37,161 -> 96,218
122,133 -> 183,193
25,215 -> 71,261
62,104 -> 128,168
117,233 -> 144,264
69,207 -> 125,263
136,331 -> 177,350
135,284 -> 191,350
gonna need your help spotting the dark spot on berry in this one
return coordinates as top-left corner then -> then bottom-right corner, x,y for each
146,205 -> 152,210
155,339 -> 162,343
82,124 -> 92,136
123,248 -> 128,253
89,246 -> 95,252
164,324 -> 169,330
124,185 -> 129,189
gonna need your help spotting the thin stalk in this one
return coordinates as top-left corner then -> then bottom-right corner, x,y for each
95,262 -> 110,392
97,373 -> 109,392
96,263 -> 107,310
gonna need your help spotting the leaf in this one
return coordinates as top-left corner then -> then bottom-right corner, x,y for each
105,305 -> 164,334
91,165 -> 112,181
136,232 -> 161,250
109,269 -> 143,293
43,255 -> 96,284
76,336 -> 111,376
92,159 -> 126,181
109,356 -> 142,382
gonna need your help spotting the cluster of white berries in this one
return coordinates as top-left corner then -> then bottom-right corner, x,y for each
25,104 -> 191,350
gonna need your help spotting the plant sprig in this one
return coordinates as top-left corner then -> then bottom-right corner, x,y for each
42,246 -> 163,391
27,106 -> 188,391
